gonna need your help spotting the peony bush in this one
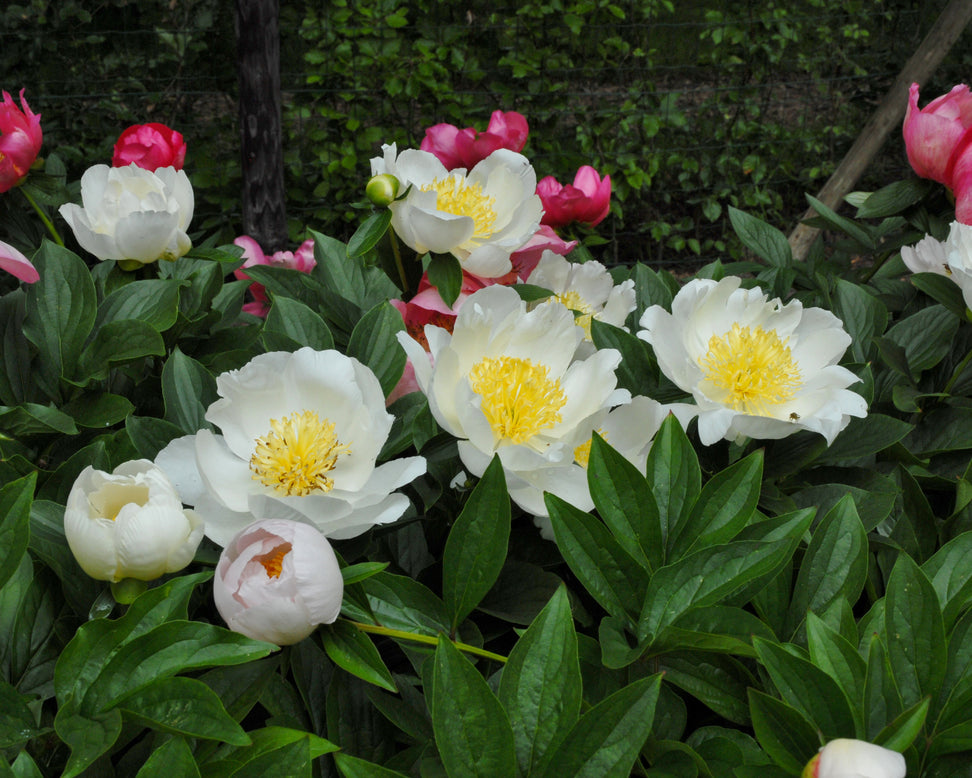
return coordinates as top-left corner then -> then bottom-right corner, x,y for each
5,80 -> 972,776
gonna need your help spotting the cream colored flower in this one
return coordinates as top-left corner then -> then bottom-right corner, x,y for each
638,276 -> 866,445
64,460 -> 204,582
802,739 -> 906,778
901,220 -> 972,309
398,284 -> 629,516
156,348 -> 426,546
214,519 -> 343,645
526,250 -> 636,345
370,144 -> 542,278
59,163 -> 193,265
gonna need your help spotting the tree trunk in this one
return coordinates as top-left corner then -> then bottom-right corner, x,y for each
235,0 -> 287,252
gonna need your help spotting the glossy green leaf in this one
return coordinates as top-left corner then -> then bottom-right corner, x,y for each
639,538 -> 797,644
863,632 -> 901,740
262,296 -> 334,352
873,696 -> 928,753
352,572 -> 452,638
77,319 -> 166,382
805,612 -> 866,718
645,413 -> 701,553
728,206 -> 791,268
669,449 -> 762,559
125,415 -> 188,460
832,279 -> 888,363
347,301 -> 407,396
537,674 -> 661,778
748,689 -> 819,773
134,736 -> 201,778
589,319 -> 660,399
922,532 -> 972,631
787,495 -> 868,637
22,242 -> 96,384
95,278 -> 183,331
442,456 -> 510,630
425,252 -> 462,308
546,492 -> 647,624
118,675 -> 250,744
587,432 -> 661,571
347,209 -> 393,258
0,473 -> 35,591
753,637 -> 857,739
498,587 -> 582,777
322,620 -> 397,692
334,753 -> 411,778
885,304 -> 959,374
0,679 -> 38,748
161,347 -> 217,434
310,229 -> 367,306
431,636 -> 516,778
662,653 -> 752,725
885,554 -> 947,709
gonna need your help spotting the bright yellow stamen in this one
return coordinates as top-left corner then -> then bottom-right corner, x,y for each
422,175 -> 497,239
256,543 -> 292,579
573,428 -> 606,468
554,291 -> 596,339
469,356 -> 566,444
699,323 -> 801,415
250,410 -> 351,496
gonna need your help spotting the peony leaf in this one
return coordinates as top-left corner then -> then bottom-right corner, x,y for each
442,455 -> 510,631
498,587 -> 582,777
587,433 -> 661,572
94,278 -> 183,332
536,674 -> 661,778
425,252 -> 462,309
322,620 -> 397,692
262,296 -> 334,352
728,206 -> 792,268
747,689 -> 818,773
431,636 -> 516,778
161,347 -> 217,435
134,737 -> 200,778
347,209 -> 392,259
0,473 -> 35,592
347,301 -> 407,397
333,753 -> 411,778
645,413 -> 701,557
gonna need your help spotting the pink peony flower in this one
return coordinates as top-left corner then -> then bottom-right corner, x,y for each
903,82 -> 972,223
0,238 -> 38,283
233,235 -> 316,317
511,224 -> 577,280
537,165 -> 612,229
0,89 -> 42,193
421,110 -> 529,170
213,518 -> 344,645
112,122 -> 186,171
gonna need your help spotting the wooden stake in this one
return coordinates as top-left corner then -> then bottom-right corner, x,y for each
787,0 -> 972,262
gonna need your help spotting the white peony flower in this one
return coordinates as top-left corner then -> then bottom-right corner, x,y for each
802,739 -> 906,778
213,518 -> 344,645
59,162 -> 193,265
532,396 -> 698,539
900,220 -> 972,309
638,276 -> 867,445
64,460 -> 204,582
155,348 -> 426,546
398,284 -> 630,516
370,143 -> 542,278
526,250 -> 636,346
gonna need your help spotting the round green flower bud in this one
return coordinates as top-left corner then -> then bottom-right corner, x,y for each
366,173 -> 400,206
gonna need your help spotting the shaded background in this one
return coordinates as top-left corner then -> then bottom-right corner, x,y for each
1,0 -> 967,269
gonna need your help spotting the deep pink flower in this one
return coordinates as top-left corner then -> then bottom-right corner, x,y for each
537,166 -> 611,229
233,235 -> 316,317
421,110 -> 529,170
903,83 -> 972,223
0,89 -> 42,193
112,122 -> 186,171
0,238 -> 38,283
510,224 -> 577,280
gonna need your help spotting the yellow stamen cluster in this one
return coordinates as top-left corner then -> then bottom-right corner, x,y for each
699,323 -> 801,416
250,410 -> 351,496
553,290 -> 596,339
572,428 -> 606,468
469,356 -> 567,444
422,175 -> 497,239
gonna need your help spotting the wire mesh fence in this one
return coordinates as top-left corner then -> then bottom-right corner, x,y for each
1,0 -> 967,270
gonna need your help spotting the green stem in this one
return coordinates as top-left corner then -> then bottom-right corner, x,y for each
859,250 -> 891,283
345,619 -> 507,664
388,229 -> 409,295
944,343 -> 972,396
21,186 -> 64,246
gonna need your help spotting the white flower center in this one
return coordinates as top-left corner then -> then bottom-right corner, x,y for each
469,356 -> 566,444
250,410 -> 352,496
699,323 -> 801,415
422,175 -> 497,239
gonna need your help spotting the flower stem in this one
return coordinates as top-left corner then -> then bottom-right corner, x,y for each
21,187 -> 64,247
345,619 -> 507,664
944,344 -> 972,396
388,229 -> 409,295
